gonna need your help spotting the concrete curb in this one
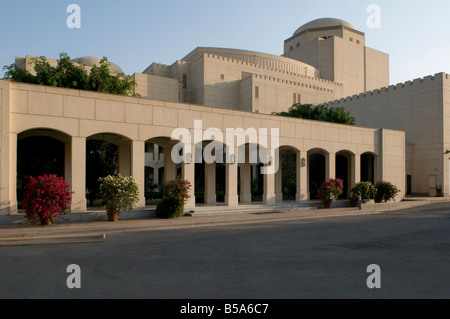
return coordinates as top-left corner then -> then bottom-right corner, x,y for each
0,199 -> 447,246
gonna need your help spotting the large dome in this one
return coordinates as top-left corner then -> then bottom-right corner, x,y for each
71,56 -> 124,74
294,18 -> 355,36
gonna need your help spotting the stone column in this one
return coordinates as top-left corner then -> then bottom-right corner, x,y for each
327,152 -> 336,180
118,145 -> 131,177
132,141 -> 146,210
240,162 -> 252,203
204,163 -> 216,205
182,144 -> 196,209
296,151 -> 309,201
275,159 -> 283,203
8,133 -> 17,214
70,137 -> 87,212
164,145 -> 177,183
263,166 -> 276,205
226,150 -> 239,207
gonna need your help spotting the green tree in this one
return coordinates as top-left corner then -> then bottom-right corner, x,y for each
3,53 -> 137,96
274,103 -> 356,126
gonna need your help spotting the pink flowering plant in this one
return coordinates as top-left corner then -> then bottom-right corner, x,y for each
156,177 -> 192,219
317,178 -> 344,201
22,174 -> 73,224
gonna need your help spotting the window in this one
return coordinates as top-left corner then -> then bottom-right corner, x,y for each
290,46 -> 293,51
296,42 -> 300,48
255,86 -> 259,99
182,74 -> 187,89
293,93 -> 297,104
356,40 -> 360,44
349,37 -> 354,42
220,74 -> 225,81
297,94 -> 301,104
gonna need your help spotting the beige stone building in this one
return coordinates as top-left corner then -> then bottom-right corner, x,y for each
0,18 -> 410,220
324,73 -> 450,196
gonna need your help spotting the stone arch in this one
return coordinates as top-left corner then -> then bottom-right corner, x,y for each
85,132 -> 132,207
276,145 -> 301,202
361,152 -> 378,184
335,150 -> 356,198
16,129 -> 71,208
307,148 -> 329,200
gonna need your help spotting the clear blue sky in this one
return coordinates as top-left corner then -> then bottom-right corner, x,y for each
1,0 -> 449,85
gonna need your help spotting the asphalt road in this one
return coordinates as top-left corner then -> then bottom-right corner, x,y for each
1,202 -> 450,300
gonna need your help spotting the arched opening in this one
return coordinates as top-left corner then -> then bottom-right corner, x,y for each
194,140 -> 227,205
86,133 -> 131,207
144,137 -> 183,206
336,151 -> 354,199
361,153 -> 376,184
238,143 -> 264,203
277,146 -> 300,202
308,149 -> 327,200
17,129 -> 69,208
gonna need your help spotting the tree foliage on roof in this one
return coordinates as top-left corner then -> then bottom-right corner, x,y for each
273,103 -> 356,126
2,53 -> 138,96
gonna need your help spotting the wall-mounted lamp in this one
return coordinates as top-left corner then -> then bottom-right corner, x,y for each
184,153 -> 192,164
445,150 -> 450,155
228,154 -> 235,164
301,158 -> 306,167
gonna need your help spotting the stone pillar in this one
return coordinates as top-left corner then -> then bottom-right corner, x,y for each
297,151 -> 309,201
164,145 -> 177,183
8,133 -> 17,214
275,159 -> 283,203
118,145 -> 131,177
182,144 -> 196,209
327,152 -> 336,180
205,163 -> 216,205
240,162 -> 252,203
132,141 -> 146,210
226,149 -> 239,207
70,137 -> 87,212
352,153 -> 360,187
263,166 -> 276,205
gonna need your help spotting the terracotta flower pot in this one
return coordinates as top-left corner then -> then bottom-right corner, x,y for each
40,216 -> 52,225
323,199 -> 333,209
107,211 -> 120,222
349,198 -> 359,207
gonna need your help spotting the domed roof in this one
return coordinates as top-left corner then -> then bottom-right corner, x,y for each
71,56 -> 124,74
294,18 -> 355,36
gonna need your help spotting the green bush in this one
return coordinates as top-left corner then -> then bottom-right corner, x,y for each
155,177 -> 192,219
156,198 -> 184,219
98,175 -> 140,214
374,181 -> 401,203
351,182 -> 377,201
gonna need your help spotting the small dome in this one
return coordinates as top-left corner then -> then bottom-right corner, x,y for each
71,56 -> 124,74
294,18 -> 355,36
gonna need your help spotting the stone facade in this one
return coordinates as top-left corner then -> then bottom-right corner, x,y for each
0,79 -> 405,216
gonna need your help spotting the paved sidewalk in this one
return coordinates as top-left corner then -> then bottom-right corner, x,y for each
1,197 -> 443,243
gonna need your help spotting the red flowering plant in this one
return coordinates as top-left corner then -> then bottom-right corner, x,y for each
317,178 -> 344,201
156,177 -> 192,219
21,174 -> 73,225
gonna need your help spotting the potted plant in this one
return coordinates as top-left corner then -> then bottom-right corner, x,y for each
317,178 -> 344,209
350,182 -> 377,207
98,175 -> 140,222
374,181 -> 400,203
21,174 -> 73,225
156,177 -> 192,219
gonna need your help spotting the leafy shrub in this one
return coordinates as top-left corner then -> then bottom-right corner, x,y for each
156,177 -> 192,219
156,198 -> 185,219
22,174 -> 72,224
98,175 -> 140,214
317,179 -> 344,201
374,181 -> 401,203
351,182 -> 377,201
